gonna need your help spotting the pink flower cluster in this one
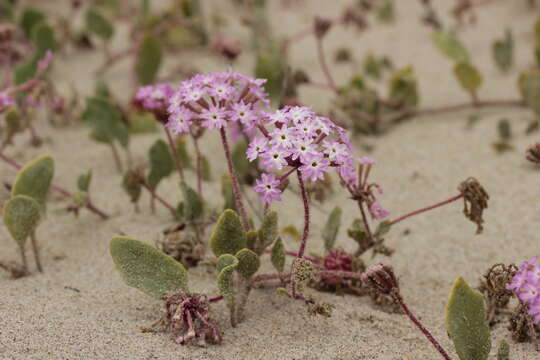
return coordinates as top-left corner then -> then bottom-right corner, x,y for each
135,83 -> 174,111
166,71 -> 269,134
0,92 -> 15,113
250,106 -> 357,205
507,256 -> 540,324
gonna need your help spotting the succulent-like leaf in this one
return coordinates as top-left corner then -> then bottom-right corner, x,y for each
271,237 -> 285,273
492,29 -> 513,73
497,340 -> 509,360
31,22 -> 55,58
0,0 -> 15,21
235,248 -> 260,279
77,170 -> 93,192
19,7 -> 45,36
12,155 -> 54,209
82,97 -> 129,147
210,210 -> 246,257
257,211 -> 278,254
432,30 -> 469,62
85,7 -> 114,40
245,230 -> 258,251
147,139 -> 173,189
322,206 -> 341,251
110,236 -> 188,298
180,180 -> 203,221
128,110 -> 158,134
3,195 -> 41,248
454,62 -> 483,93
221,174 -> 236,212
136,36 -> 162,85
445,277 -> 491,360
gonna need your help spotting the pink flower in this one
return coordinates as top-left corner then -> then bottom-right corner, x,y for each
507,257 -> 540,324
261,146 -> 290,171
359,156 -> 376,165
254,173 -> 282,205
369,201 -> 390,220
0,92 -> 15,113
167,106 -> 193,134
299,153 -> 330,182
37,50 -> 54,70
200,104 -> 227,130
246,137 -> 268,162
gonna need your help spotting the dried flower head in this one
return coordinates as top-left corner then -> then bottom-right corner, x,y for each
314,16 -> 333,38
156,225 -> 206,268
458,177 -> 489,234
526,142 -> 540,165
361,263 -> 399,295
478,263 -> 518,324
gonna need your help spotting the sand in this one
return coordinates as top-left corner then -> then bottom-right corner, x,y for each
1,0 -> 540,359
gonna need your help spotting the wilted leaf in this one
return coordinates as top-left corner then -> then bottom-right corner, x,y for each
3,195 -> 41,248
110,236 -> 188,298
432,30 -> 469,62
136,36 -> 162,85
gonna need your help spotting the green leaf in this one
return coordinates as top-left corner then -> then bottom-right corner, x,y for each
221,174 -> 236,212
216,254 -> 238,306
432,30 -> 469,62
135,36 -> 162,85
235,248 -> 260,279
454,62 -> 483,93
216,253 -> 238,273
85,7 -> 114,40
445,277 -> 491,360
147,139 -> 173,189
374,220 -> 392,237
246,230 -> 258,251
201,154 -> 211,181
0,0 -> 15,21
3,195 -> 41,248
497,340 -> 509,360
12,155 -> 54,209
122,170 -> 142,204
14,59 -> 37,85
77,170 -> 93,192
210,210 -> 247,257
175,136 -> 192,169
110,236 -> 188,298
31,22 -> 55,58
128,111 -> 158,134
180,180 -> 203,221
492,29 -> 513,73
270,237 -> 285,273
82,97 -> 129,147
257,211 -> 278,254
322,206 -> 341,251
518,70 -> 540,114
19,7 -> 44,36
255,41 -> 286,102
389,66 -> 418,107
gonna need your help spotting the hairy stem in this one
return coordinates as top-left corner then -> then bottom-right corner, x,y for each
357,200 -> 375,247
141,182 -> 176,213
219,128 -> 250,230
392,291 -> 452,360
315,36 -> 337,92
389,194 -> 464,226
296,170 -> 310,258
190,133 -> 203,195
164,127 -> 185,181
30,232 -> 42,273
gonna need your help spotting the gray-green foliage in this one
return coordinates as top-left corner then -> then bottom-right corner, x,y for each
235,248 -> 260,279
388,66 -> 418,107
255,41 -> 286,103
210,210 -> 247,257
3,195 -> 41,248
255,211 -> 278,254
322,206 -> 341,251
136,36 -> 162,85
110,236 -> 188,298
432,30 -> 469,62
82,97 -> 129,148
518,69 -> 540,115
77,170 -> 93,192
12,155 -> 54,210
454,62 -> 483,94
221,174 -> 236,212
180,180 -> 203,221
497,340 -> 509,360
492,29 -> 513,72
31,22 -> 55,58
19,7 -> 44,36
445,277 -> 491,360
270,237 -> 285,273
216,254 -> 238,311
85,7 -> 114,40
147,139 -> 173,189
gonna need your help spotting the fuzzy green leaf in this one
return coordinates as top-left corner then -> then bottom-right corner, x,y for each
235,248 -> 260,279
389,66 -> 418,107
147,139 -> 173,189
454,62 -> 482,93
216,253 -> 238,273
110,236 -> 188,298
245,230 -> 258,251
201,155 -> 211,181
497,340 -> 509,360
257,211 -> 278,254
217,254 -> 238,311
122,170 -> 142,204
210,210 -> 246,257
374,220 -> 392,237
518,70 -> 540,114
3,195 -> 41,248
492,30 -> 513,73
77,170 -> 93,192
82,97 -> 129,147
180,180 -> 203,221
322,206 -> 341,251
221,174 -> 236,212
432,31 -> 469,62
255,42 -> 286,102
136,36 -> 162,85
12,155 -> 54,209
19,7 -> 45,36
31,22 -> 55,58
85,7 -> 114,40
270,237 -> 285,273
445,277 -> 491,360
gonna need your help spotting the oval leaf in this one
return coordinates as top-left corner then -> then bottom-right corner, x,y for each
12,155 -> 54,209
257,210 -> 278,254
432,31 -> 469,62
147,139 -> 173,189
235,248 -> 260,279
3,195 -> 41,248
445,277 -> 491,360
322,206 -> 342,251
136,36 -> 162,85
210,210 -> 246,257
454,62 -> 482,93
270,237 -> 285,273
85,7 -> 114,40
110,236 -> 188,298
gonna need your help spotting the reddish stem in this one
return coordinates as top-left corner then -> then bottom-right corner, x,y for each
295,170 -> 310,258
164,126 -> 185,181
389,194 -> 463,226
141,182 -> 176,213
315,36 -> 337,92
263,248 -> 320,265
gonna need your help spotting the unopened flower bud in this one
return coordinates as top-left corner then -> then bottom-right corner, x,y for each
361,263 -> 399,295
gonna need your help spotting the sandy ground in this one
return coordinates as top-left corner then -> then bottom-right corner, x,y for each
1,0 -> 540,359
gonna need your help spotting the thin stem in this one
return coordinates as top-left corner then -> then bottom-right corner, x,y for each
19,246 -> 28,273
315,36 -> 337,92
30,232 -> 43,273
219,128 -> 250,231
0,152 -> 110,220
208,295 -> 224,303
141,182 -> 176,213
263,248 -> 321,265
109,142 -> 123,173
164,127 -> 185,181
296,170 -> 310,258
190,132 -> 203,195
392,291 -> 452,360
357,200 -> 375,246
389,194 -> 464,226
